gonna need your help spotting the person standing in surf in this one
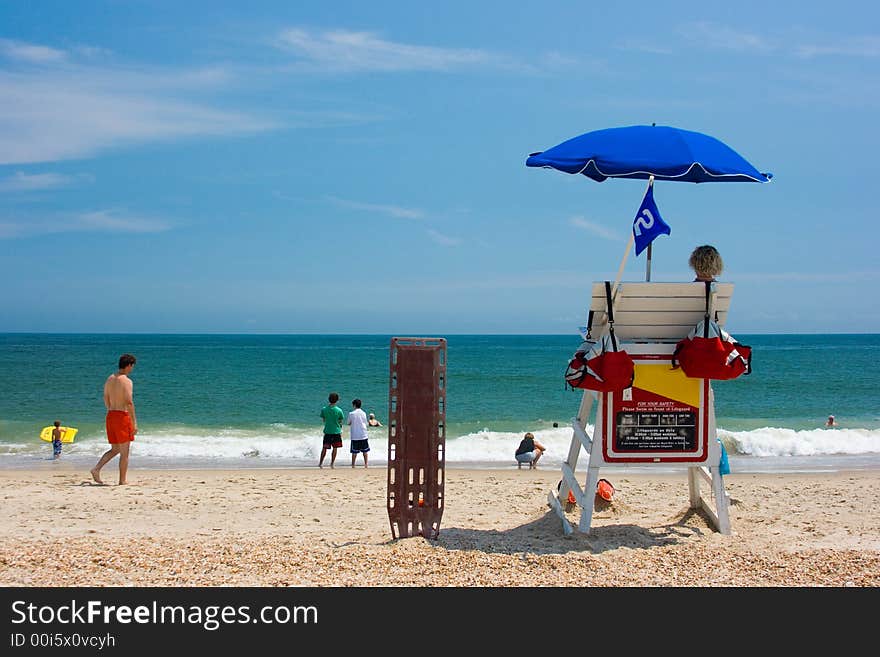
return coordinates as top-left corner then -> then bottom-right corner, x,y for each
348,398 -> 370,468
91,354 -> 137,485
318,392 -> 344,469
51,420 -> 63,460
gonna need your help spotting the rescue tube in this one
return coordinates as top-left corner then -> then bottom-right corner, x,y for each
596,478 -> 615,502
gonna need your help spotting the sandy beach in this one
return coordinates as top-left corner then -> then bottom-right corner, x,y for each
1,465 -> 878,587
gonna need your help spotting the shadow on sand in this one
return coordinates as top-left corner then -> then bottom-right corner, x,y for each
427,506 -> 716,556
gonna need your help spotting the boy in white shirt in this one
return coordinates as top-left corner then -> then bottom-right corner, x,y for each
347,398 -> 370,468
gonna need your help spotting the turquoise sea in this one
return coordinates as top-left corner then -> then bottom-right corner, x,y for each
1,333 -> 878,473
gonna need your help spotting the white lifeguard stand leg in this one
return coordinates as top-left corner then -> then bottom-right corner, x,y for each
687,390 -> 731,534
547,391 -> 597,536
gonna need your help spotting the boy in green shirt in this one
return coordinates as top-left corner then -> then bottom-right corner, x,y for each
319,392 -> 345,468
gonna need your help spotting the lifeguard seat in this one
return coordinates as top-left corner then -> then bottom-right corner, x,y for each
386,337 -> 447,539
550,281 -> 736,536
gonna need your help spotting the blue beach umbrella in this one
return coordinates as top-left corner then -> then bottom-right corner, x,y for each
526,124 -> 772,184
525,124 -> 772,279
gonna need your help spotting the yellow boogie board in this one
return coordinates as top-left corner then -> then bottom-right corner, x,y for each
39,426 -> 78,444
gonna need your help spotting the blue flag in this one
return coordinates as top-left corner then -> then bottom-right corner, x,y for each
632,182 -> 671,256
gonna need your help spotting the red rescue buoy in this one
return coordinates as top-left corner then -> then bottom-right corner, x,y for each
597,478 -> 615,502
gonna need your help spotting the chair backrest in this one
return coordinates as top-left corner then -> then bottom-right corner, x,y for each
587,281 -> 734,343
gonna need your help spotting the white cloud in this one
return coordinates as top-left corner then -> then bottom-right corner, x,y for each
569,216 -> 622,241
327,196 -> 424,220
71,45 -> 113,60
425,228 -> 460,246
276,27 -> 507,73
614,40 -> 674,56
0,38 -> 67,63
795,36 -> 880,58
0,209 -> 172,239
679,21 -> 776,53
0,171 -> 79,192
677,22 -> 880,60
75,210 -> 170,233
0,40 -> 275,165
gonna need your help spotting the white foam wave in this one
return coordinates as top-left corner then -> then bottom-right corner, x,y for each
720,427 -> 880,457
3,425 -> 879,466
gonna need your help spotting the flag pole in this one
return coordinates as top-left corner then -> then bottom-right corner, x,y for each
644,175 -> 654,282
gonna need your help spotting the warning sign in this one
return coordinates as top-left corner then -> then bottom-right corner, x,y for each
601,353 -> 709,463
615,408 -> 696,452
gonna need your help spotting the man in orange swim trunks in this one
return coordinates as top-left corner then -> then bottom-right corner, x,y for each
91,353 -> 138,485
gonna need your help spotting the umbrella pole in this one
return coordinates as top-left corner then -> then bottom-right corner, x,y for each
611,232 -> 634,300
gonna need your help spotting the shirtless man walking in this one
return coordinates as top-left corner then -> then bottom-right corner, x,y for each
91,353 -> 138,485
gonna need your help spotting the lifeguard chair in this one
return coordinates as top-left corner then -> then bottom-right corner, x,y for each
549,281 -> 736,536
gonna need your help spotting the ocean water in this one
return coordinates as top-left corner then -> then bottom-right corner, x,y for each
1,333 -> 878,473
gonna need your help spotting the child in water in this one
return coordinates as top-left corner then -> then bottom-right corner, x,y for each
51,420 -> 63,460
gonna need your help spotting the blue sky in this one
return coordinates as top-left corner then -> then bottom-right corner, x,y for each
2,1 -> 878,334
